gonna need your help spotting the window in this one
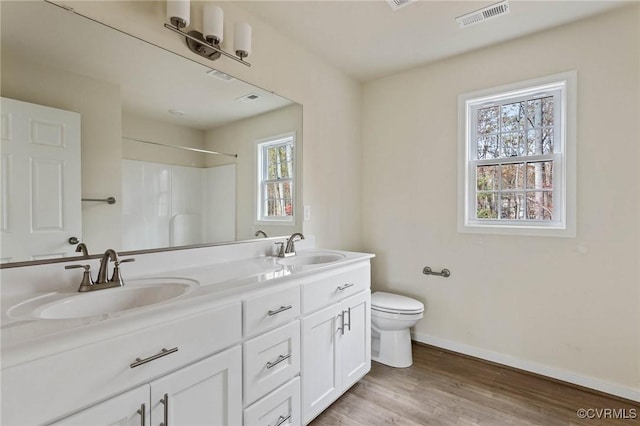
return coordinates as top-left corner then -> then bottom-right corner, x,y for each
256,133 -> 295,223
458,72 -> 576,237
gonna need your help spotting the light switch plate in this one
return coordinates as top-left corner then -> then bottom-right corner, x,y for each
303,205 -> 311,221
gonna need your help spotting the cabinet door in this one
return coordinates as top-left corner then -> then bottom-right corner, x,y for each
301,303 -> 343,425
50,385 -> 149,426
150,346 -> 242,426
340,290 -> 371,391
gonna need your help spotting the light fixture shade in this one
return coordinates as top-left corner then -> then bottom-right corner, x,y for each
234,22 -> 252,58
203,5 -> 224,44
167,0 -> 190,28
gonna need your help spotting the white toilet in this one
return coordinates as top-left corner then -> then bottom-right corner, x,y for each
371,291 -> 424,368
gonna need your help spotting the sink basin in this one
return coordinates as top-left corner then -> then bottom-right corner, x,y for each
8,278 -> 198,320
276,251 -> 346,267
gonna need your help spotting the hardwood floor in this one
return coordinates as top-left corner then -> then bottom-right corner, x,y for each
310,343 -> 639,426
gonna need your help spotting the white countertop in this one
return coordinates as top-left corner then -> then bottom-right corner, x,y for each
1,249 -> 374,368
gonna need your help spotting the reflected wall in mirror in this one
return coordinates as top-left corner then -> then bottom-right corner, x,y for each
0,0 -> 303,266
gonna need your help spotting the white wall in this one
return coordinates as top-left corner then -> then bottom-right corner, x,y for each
362,5 -> 640,400
55,0 -> 363,251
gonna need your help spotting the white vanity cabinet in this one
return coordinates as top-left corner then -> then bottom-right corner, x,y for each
51,345 -> 242,426
2,302 -> 243,425
300,263 -> 371,424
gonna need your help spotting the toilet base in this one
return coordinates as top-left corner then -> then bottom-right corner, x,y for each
371,326 -> 413,368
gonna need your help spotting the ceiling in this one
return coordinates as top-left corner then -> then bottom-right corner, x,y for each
240,0 -> 627,82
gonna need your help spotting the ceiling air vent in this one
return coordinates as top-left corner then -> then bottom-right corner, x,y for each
386,0 -> 415,12
456,0 -> 510,28
206,69 -> 235,82
236,93 -> 261,103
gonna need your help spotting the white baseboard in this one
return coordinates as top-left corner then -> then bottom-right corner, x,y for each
411,331 -> 640,402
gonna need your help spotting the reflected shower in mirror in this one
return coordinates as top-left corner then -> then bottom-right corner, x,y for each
0,0 -> 303,266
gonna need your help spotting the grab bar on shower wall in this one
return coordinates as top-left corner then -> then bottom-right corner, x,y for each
422,266 -> 450,278
82,197 -> 116,205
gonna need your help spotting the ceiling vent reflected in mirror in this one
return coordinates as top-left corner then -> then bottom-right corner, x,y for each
385,0 -> 415,11
206,69 -> 235,82
236,93 -> 261,103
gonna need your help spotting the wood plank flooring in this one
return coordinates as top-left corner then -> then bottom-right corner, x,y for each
310,343 -> 639,426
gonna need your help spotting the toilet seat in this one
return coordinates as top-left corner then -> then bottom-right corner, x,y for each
371,292 -> 424,315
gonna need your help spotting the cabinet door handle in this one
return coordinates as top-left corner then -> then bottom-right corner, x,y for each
267,305 -> 293,316
336,283 -> 354,291
137,403 -> 146,426
160,393 -> 169,426
338,312 -> 345,335
269,414 -> 291,426
130,347 -> 178,368
266,353 -> 291,369
345,307 -> 351,332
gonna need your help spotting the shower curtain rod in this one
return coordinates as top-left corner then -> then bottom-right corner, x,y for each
123,136 -> 237,158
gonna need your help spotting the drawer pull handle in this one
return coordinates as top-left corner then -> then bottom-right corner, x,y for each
266,354 -> 291,369
269,414 -> 291,426
130,347 -> 178,368
267,305 -> 293,316
137,403 -> 146,426
337,283 -> 354,291
160,393 -> 169,426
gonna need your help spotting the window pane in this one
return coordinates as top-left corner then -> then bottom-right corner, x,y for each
477,135 -> 498,159
501,132 -> 525,157
526,191 -> 553,220
501,163 -> 524,190
477,106 -> 499,135
526,129 -> 554,155
284,198 -> 293,216
476,193 -> 498,219
526,161 -> 553,190
477,165 -> 499,191
501,102 -> 525,132
500,193 -> 525,219
542,96 -> 554,127
526,98 -> 544,128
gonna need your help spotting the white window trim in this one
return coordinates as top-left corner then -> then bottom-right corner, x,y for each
255,131 -> 297,225
457,71 -> 577,237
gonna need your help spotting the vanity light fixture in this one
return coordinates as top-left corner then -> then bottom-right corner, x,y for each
164,0 -> 252,67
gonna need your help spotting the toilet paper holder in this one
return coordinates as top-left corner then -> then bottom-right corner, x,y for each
422,266 -> 450,278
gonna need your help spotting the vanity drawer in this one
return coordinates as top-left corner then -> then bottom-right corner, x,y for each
302,263 -> 370,314
1,302 -> 242,426
244,284 -> 300,337
244,321 -> 300,406
244,377 -> 300,426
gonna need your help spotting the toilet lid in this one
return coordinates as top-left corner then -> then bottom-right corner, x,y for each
371,292 -> 424,314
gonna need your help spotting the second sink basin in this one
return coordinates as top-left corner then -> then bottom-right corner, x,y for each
8,278 -> 198,320
276,251 -> 346,267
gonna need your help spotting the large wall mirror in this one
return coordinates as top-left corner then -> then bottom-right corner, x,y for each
0,1 -> 303,266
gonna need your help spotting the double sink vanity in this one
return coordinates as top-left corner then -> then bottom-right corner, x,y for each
0,237 -> 373,425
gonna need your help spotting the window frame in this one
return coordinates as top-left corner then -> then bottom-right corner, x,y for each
255,132 -> 296,225
457,71 -> 577,237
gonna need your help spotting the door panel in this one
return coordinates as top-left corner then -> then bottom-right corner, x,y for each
341,290 -> 371,390
301,303 -> 342,424
150,346 -> 242,426
0,97 -> 81,262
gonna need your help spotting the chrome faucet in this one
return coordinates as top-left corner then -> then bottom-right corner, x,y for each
96,249 -> 119,284
283,232 -> 305,257
255,230 -> 268,238
65,249 -> 135,292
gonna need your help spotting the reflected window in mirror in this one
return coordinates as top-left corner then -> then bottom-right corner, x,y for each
257,133 -> 295,223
